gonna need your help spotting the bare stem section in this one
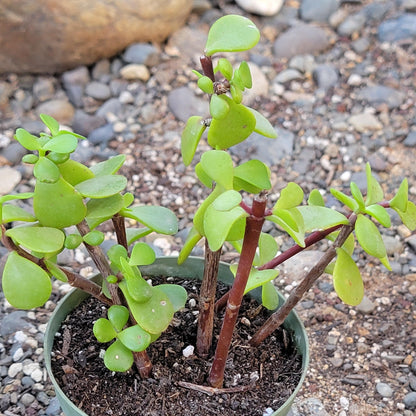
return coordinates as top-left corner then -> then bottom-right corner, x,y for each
249,215 -> 357,347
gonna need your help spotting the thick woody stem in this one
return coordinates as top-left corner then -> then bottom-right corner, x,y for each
208,196 -> 267,388
249,214 -> 357,347
196,240 -> 221,358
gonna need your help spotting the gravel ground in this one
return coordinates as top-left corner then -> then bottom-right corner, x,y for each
1,0 -> 416,415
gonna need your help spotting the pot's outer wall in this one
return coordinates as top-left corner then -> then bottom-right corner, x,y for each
44,256 -> 309,416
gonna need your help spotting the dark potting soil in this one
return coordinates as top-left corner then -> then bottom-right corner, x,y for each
51,277 -> 303,416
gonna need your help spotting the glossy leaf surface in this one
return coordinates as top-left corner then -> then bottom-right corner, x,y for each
207,95 -> 256,149
90,155 -> 126,176
210,94 -> 230,120
75,175 -> 127,198
262,281 -> 280,310
364,204 -> 391,227
2,252 -> 52,309
233,159 -> 271,193
390,178 -> 408,212
181,116 -> 206,166
249,107 -> 277,139
297,206 -> 348,232
108,305 -> 130,331
393,201 -> 416,231
129,242 -> 156,266
211,189 -> 242,211
118,325 -> 151,352
42,134 -> 78,154
104,340 -> 133,372
307,189 -> 325,207
14,128 -> 40,151
58,159 -> 94,186
333,248 -> 364,306
355,214 -> 388,262
200,150 -> 234,189
274,183 -> 304,210
2,205 -> 36,223
93,318 -> 117,343
33,157 -> 60,183
330,188 -> 359,212
40,114 -> 60,136
178,226 -> 203,264
365,163 -> 384,206
157,284 -> 188,312
44,259 -> 68,282
6,226 -> 65,253
205,15 -> 260,56
123,206 -> 178,235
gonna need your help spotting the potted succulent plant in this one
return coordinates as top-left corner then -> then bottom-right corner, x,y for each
1,14 -> 416,416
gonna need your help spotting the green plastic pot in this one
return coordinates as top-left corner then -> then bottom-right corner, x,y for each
44,256 -> 309,416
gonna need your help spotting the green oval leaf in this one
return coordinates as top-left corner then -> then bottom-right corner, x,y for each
207,95 -> 256,149
40,113 -> 60,136
108,305 -> 130,331
308,189 -> 325,207
355,214 -> 387,260
297,206 -> 348,232
157,284 -> 188,313
333,248 -> 364,306
75,175 -> 127,198
178,226 -> 203,265
64,234 -> 83,249
2,252 -> 52,309
365,163 -> 384,206
6,226 -> 65,254
44,259 -> 68,282
274,183 -> 304,210
248,107 -> 277,139
200,150 -> 234,190
42,134 -> 78,154
390,178 -> 408,212
104,340 -> 133,372
129,242 -> 156,266
257,233 -> 278,266
122,205 -> 178,235
262,281 -> 280,310
83,230 -> 105,246
350,182 -> 365,210
126,227 -> 152,245
34,157 -> 60,183
58,159 -> 95,186
90,155 -> 126,176
14,128 -> 40,151
238,61 -> 252,89
22,154 -> 39,164
181,116 -> 207,166
86,193 -> 124,226
364,204 -> 391,227
197,76 -> 214,94
330,188 -> 359,212
216,58 -> 233,80
393,201 -> 416,231
210,94 -> 230,120
230,84 -> 243,104
233,159 -> 271,193
205,15 -> 260,56
117,325 -> 151,352
93,318 -> 117,343
2,205 -> 36,223
211,190 -> 242,211
244,269 -> 279,295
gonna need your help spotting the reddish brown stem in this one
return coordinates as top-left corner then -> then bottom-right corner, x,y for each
196,240 -> 221,358
200,55 -> 215,82
249,214 -> 357,347
208,196 -> 267,388
214,223 -> 343,312
112,213 -> 128,250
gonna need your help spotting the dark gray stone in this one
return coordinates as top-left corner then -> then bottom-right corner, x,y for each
61,66 -> 90,87
300,0 -> 339,22
230,128 -> 294,166
167,86 -> 208,122
357,85 -> 404,109
378,13 -> 416,42
85,81 -> 112,101
404,131 -> 416,147
33,77 -> 55,102
96,97 -> 123,118
123,43 -> 160,67
91,59 -> 111,80
0,311 -> 34,336
337,13 -> 366,36
313,64 -> 339,90
72,110 -> 106,137
45,397 -> 62,415
273,24 -> 330,59
87,123 -> 115,146
0,141 -> 28,165
404,392 -> 416,409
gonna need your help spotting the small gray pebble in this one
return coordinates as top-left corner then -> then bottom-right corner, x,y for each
404,391 -> 416,409
376,382 -> 394,398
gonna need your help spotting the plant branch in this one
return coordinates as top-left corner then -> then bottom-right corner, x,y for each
112,213 -> 128,250
208,196 -> 267,388
200,55 -> 215,82
196,240 -> 221,358
249,214 -> 357,347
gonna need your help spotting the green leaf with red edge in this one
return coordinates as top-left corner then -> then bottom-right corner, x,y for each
205,15 -> 260,56
181,116 -> 207,166
104,340 -> 133,372
333,247 -> 364,306
2,252 -> 52,309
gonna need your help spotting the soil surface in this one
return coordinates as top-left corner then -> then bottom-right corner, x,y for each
51,277 -> 303,416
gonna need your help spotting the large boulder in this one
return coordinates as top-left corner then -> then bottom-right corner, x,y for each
0,0 -> 192,74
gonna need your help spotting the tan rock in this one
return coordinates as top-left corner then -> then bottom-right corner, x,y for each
0,0 -> 192,74
119,64 -> 150,81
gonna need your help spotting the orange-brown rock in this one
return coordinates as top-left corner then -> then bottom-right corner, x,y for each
0,0 -> 192,74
